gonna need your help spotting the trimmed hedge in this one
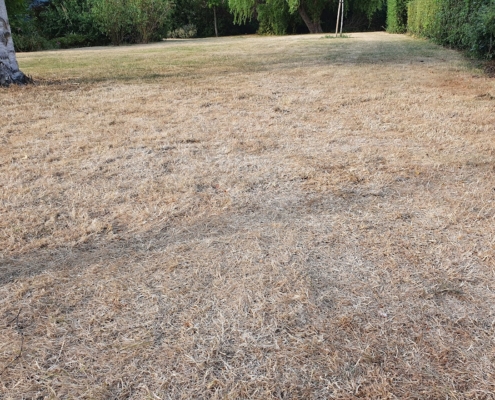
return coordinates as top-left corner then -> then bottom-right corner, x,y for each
387,0 -> 408,33
387,0 -> 495,58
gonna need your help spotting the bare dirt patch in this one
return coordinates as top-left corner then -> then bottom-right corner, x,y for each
1,32 -> 495,398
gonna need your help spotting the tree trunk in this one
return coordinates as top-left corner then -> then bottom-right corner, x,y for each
0,0 -> 30,86
213,6 -> 218,37
297,5 -> 323,34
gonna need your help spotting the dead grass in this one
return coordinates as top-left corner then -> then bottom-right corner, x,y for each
1,32 -> 495,398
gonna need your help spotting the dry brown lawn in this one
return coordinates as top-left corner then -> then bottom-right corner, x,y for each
1,32 -> 495,399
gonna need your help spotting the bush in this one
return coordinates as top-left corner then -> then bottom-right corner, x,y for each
91,0 -> 171,44
9,0 -> 109,51
91,0 -> 136,45
52,33 -> 95,48
39,0 -> 105,45
390,0 -> 495,59
8,0 -> 49,51
407,0 -> 441,38
12,33 -> 54,52
168,23 -> 197,38
13,31 -> 108,52
134,0 -> 172,43
169,0 -> 258,38
386,0 -> 408,33
465,2 -> 495,57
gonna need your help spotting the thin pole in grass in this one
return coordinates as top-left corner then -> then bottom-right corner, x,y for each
339,0 -> 344,36
335,0 -> 344,37
335,0 -> 342,37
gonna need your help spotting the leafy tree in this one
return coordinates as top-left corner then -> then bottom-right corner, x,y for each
228,0 -> 325,33
91,0 -> 136,44
256,0 -> 290,34
207,0 -> 222,36
170,0 -> 255,38
348,0 -> 385,19
134,0 -> 172,43
91,0 -> 171,45
228,0 -> 386,34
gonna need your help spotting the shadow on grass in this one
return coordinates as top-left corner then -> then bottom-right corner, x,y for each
34,72 -> 189,86
27,37 -> 463,86
0,190 -> 358,285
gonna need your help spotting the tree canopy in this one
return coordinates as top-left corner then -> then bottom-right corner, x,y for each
7,0 -> 388,52
228,0 -> 386,34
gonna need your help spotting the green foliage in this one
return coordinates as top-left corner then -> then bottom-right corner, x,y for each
6,0 -> 28,16
168,23 -> 197,37
347,0 -> 385,19
91,0 -> 171,44
7,0 -> 50,51
9,0 -> 109,51
52,33 -> 95,47
229,0 -> 386,34
207,0 -> 223,9
406,0 -> 495,58
39,0 -> 105,44
91,0 -> 136,44
134,0 -> 173,42
299,0 -> 326,26
407,0 -> 440,37
169,0 -> 255,37
471,2 -> 495,56
12,33 -> 54,51
7,0 -> 31,36
257,0 -> 290,34
13,32 -> 98,51
386,0 -> 407,33
228,0 -> 322,34
228,0 -> 254,25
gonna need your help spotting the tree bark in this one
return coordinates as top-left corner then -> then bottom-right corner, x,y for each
0,0 -> 31,86
297,5 -> 323,34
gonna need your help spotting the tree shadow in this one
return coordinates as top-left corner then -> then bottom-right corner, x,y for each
0,192 -> 356,285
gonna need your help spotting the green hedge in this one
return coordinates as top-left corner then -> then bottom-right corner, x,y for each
387,0 -> 408,33
407,0 -> 440,37
387,0 -> 495,58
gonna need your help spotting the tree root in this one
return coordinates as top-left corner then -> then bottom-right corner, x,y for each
0,62 -> 33,87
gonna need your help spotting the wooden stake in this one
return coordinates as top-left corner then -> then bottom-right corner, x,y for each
340,0 -> 344,36
335,0 -> 342,37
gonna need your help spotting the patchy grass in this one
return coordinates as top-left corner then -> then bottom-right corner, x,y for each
1,32 -> 495,398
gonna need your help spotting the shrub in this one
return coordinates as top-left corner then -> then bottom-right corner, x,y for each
465,2 -> 495,57
391,0 -> 495,59
39,0 -> 105,45
134,0 -> 173,43
91,0 -> 172,44
91,0 -> 136,45
168,23 -> 197,38
407,0 -> 441,38
386,0 -> 408,33
12,33 -> 54,52
8,0 -> 50,52
52,33 -> 94,48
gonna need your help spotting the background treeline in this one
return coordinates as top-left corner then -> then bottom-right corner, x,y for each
387,0 -> 495,58
8,0 -> 387,51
